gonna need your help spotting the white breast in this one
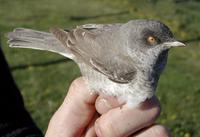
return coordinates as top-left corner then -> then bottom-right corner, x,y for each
79,63 -> 154,107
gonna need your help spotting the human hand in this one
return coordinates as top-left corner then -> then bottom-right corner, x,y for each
45,77 -> 171,137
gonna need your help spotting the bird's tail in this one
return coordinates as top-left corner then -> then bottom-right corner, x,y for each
6,28 -> 74,59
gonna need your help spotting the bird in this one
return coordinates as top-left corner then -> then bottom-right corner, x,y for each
6,19 -> 186,107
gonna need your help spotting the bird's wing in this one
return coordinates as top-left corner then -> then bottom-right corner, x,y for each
78,23 -> 122,33
50,25 -> 137,83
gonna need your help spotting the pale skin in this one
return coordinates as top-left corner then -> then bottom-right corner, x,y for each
45,77 -> 171,137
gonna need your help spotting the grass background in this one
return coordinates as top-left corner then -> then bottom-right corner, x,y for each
0,0 -> 200,136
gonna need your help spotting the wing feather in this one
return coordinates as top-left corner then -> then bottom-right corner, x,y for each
50,25 -> 136,83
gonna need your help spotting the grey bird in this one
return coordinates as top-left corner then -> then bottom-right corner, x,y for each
6,19 -> 185,107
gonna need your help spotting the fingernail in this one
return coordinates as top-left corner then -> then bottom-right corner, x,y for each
99,98 -> 111,108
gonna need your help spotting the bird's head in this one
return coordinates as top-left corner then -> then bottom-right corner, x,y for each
121,19 -> 185,71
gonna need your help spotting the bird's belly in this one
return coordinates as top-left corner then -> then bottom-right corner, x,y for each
80,64 -> 154,106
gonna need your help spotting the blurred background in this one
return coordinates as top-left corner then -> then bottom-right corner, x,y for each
0,0 -> 200,136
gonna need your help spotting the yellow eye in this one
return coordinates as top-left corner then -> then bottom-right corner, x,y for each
147,36 -> 157,45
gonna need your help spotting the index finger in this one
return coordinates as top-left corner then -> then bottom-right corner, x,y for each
45,77 -> 98,137
95,96 -> 161,137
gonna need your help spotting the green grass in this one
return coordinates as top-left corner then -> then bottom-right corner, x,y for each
1,0 -> 200,136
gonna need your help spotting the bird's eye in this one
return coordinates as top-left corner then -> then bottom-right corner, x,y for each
147,36 -> 157,45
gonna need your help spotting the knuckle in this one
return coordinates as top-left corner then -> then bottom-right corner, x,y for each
153,125 -> 171,137
96,119 -> 119,137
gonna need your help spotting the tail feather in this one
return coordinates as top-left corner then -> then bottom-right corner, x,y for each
6,28 -> 74,59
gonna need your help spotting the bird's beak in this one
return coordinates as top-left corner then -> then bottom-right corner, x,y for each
163,41 -> 186,48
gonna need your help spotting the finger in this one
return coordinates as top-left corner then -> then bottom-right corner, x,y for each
134,125 -> 172,137
95,96 -> 161,137
95,94 -> 123,114
45,77 -> 98,137
84,113 -> 99,137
